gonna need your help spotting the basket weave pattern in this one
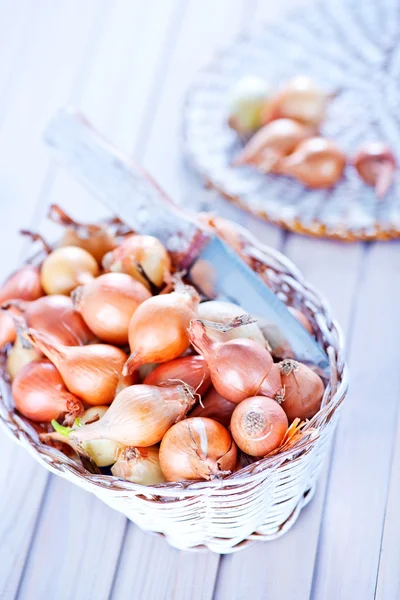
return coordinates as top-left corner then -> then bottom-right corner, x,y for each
0,221 -> 347,553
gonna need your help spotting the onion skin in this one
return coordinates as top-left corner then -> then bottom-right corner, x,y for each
0,265 -> 43,305
143,355 -> 211,396
103,234 -> 171,290
230,396 -> 288,457
197,301 -> 266,346
124,286 -> 199,374
189,387 -> 235,428
7,336 -> 42,381
5,295 -> 95,346
73,273 -> 151,345
25,328 -> 128,406
159,417 -> 237,482
40,246 -> 99,295
68,383 -> 197,446
111,446 -> 165,485
279,359 -> 324,422
12,359 -> 84,423
189,320 -> 282,404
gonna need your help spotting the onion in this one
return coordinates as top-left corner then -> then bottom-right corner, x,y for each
197,300 -> 266,346
48,204 -> 117,263
189,387 -> 235,428
73,273 -> 151,345
0,264 -> 43,304
159,417 -> 237,482
233,119 -> 311,173
111,446 -> 165,485
40,246 -> 99,295
352,142 -> 397,198
0,312 -> 16,348
277,137 -> 346,189
143,355 -> 211,395
189,320 -> 282,404
25,328 -> 129,406
227,76 -> 271,136
77,406 -> 122,467
230,396 -> 288,456
4,295 -> 95,346
279,359 -> 324,422
12,359 -> 84,423
66,383 -> 197,446
103,234 -> 171,290
124,284 -> 199,374
262,76 -> 332,127
6,336 -> 42,381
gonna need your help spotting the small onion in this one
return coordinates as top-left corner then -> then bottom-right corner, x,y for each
230,396 -> 288,457
12,359 -> 83,423
0,312 -> 16,348
67,383 -> 197,446
73,273 -> 151,345
40,246 -> 99,295
189,387 -> 235,428
6,336 -> 42,381
189,320 -> 282,404
143,355 -> 211,396
111,446 -> 165,485
78,406 -> 122,467
0,264 -> 43,304
197,301 -> 266,346
279,359 -> 324,422
159,417 -> 237,481
227,76 -> 271,136
124,285 -> 199,374
352,142 -> 397,198
103,234 -> 171,290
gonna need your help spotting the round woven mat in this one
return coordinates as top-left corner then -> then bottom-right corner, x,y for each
183,0 -> 400,241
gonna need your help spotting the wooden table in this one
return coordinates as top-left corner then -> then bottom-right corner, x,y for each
0,1 -> 399,598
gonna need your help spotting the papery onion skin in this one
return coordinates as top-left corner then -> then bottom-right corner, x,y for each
279,359 -> 324,422
230,396 -> 288,457
7,336 -> 42,381
197,301 -> 266,347
25,328 -> 128,406
12,359 -> 83,423
5,295 -> 96,346
0,265 -> 43,305
103,234 -> 171,290
73,273 -> 151,345
143,355 -> 211,396
111,446 -> 165,485
40,246 -> 99,295
277,137 -> 346,189
189,387 -> 235,428
124,286 -> 199,374
189,320 -> 282,404
159,417 -> 237,482
78,406 -> 122,467
68,383 -> 197,446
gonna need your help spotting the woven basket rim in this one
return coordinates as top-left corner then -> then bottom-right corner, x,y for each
0,219 -> 347,498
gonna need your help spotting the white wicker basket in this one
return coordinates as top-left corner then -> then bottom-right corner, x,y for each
0,219 -> 347,554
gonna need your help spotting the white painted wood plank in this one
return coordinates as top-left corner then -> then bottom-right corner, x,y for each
311,241 -> 400,600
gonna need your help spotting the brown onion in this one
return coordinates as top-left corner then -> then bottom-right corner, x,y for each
6,336 -> 42,381
40,246 -> 99,295
143,355 -> 211,396
159,417 -> 237,481
0,312 -> 16,348
0,265 -> 43,304
189,387 -> 235,428
111,446 -> 165,485
124,284 -> 199,375
189,320 -> 282,404
103,234 -> 171,290
4,295 -> 95,346
234,119 -> 311,173
277,137 -> 346,188
25,328 -> 129,406
73,273 -> 151,345
279,359 -> 324,422
230,396 -> 288,456
48,204 -> 117,263
67,383 -> 197,446
12,359 -> 83,423
352,142 -> 397,198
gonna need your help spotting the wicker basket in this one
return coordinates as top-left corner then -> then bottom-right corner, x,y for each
0,219 -> 347,554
